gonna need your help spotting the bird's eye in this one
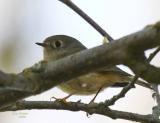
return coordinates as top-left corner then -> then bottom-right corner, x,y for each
53,40 -> 63,48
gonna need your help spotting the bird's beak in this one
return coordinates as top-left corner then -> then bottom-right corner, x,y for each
35,42 -> 47,47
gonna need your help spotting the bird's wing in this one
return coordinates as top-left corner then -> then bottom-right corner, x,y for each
97,66 -> 131,87
98,66 -> 130,76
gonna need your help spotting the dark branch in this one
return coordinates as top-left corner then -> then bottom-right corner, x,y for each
105,76 -> 138,106
150,47 -> 160,119
147,47 -> 160,61
105,47 -> 160,106
152,84 -> 160,119
1,100 -> 159,123
58,0 -> 113,41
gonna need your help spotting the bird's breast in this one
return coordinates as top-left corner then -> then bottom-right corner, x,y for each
57,72 -> 124,95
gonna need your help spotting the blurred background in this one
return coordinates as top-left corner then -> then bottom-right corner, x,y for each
0,0 -> 160,123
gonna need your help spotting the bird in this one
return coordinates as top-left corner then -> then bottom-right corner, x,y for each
36,35 -> 151,103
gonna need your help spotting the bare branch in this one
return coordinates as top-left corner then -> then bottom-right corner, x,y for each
105,47 -> 160,106
1,100 -> 159,123
105,76 -> 138,106
58,0 -> 113,41
152,84 -> 160,119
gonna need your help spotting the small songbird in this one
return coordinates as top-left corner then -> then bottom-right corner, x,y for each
36,35 -> 151,102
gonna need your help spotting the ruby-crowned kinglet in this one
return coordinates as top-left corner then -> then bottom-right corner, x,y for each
36,35 -> 151,100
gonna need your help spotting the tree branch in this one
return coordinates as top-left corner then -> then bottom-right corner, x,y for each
152,84 -> 160,119
0,21 -> 160,108
104,47 -> 160,106
1,100 -> 159,123
58,0 -> 113,41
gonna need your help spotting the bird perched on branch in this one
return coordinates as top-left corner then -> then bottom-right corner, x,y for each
36,35 -> 151,103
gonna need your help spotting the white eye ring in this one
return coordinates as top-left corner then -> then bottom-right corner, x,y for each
53,40 -> 63,48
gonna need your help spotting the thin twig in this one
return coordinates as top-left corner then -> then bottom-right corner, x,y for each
151,47 -> 160,119
147,47 -> 160,62
105,76 -> 139,106
105,47 -> 160,106
58,0 -> 113,41
152,84 -> 160,119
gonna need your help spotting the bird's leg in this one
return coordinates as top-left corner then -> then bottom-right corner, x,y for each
86,86 -> 104,117
89,86 -> 104,104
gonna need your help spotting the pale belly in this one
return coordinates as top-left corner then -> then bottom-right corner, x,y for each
57,72 -> 128,95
